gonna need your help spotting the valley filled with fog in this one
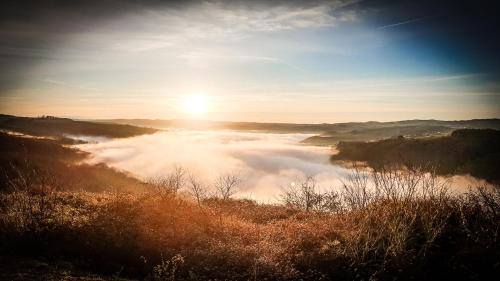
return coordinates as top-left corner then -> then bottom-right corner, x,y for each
77,129 -> 483,202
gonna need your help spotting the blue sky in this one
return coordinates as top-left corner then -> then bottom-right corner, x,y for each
0,0 -> 498,122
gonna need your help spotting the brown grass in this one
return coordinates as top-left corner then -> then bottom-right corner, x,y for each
1,175 -> 498,280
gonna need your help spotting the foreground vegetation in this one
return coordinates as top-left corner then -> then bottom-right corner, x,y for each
332,129 -> 500,183
0,132 -> 499,280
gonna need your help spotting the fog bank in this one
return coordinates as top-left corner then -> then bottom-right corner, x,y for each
77,129 -> 486,202
77,130 -> 351,202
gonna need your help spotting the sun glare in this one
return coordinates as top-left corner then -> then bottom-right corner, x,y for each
183,94 -> 208,114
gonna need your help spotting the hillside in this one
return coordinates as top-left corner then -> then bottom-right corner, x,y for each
0,114 -> 157,140
302,120 -> 500,145
331,129 -> 500,183
0,132 -> 149,193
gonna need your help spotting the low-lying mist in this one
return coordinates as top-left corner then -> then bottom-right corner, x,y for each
77,130 -> 350,202
76,129 -> 486,202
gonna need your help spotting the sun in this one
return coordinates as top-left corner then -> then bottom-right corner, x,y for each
183,94 -> 208,114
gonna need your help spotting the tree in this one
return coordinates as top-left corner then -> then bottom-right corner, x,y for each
214,172 -> 241,200
280,175 -> 341,212
149,165 -> 186,198
187,173 -> 208,205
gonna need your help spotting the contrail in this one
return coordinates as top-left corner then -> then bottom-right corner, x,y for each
377,17 -> 427,30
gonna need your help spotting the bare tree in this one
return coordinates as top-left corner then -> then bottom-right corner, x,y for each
281,175 -> 318,211
281,175 -> 341,212
170,165 -> 186,193
149,165 -> 186,198
187,173 -> 208,205
214,172 -> 241,200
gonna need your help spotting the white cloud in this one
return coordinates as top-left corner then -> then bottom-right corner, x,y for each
84,1 -> 358,53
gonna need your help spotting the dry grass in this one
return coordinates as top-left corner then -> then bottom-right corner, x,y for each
1,172 -> 498,280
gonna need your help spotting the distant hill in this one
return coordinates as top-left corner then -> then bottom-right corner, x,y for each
100,117 -> 500,143
97,118 -> 338,133
301,119 -> 500,145
0,114 -> 158,139
302,125 -> 455,144
4,114 -> 499,144
331,129 -> 500,183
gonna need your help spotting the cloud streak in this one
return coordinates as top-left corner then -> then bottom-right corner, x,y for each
377,17 -> 427,30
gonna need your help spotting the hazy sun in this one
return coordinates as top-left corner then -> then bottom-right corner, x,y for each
183,94 -> 208,114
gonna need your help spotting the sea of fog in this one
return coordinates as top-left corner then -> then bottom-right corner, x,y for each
76,129 -> 485,202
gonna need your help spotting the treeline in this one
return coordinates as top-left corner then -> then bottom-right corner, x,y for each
0,114 -> 157,139
332,129 -> 500,183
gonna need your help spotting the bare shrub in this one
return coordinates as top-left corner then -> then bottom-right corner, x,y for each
458,185 -> 500,244
2,159 -> 62,192
152,254 -> 184,281
1,188 -> 57,233
340,165 -> 451,210
340,166 -> 372,210
0,160 -> 68,233
464,185 -> 500,217
214,172 -> 241,200
337,166 -> 454,263
0,187 -> 98,237
319,190 -> 343,212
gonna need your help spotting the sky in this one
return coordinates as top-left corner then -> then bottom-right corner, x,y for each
0,0 -> 499,123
